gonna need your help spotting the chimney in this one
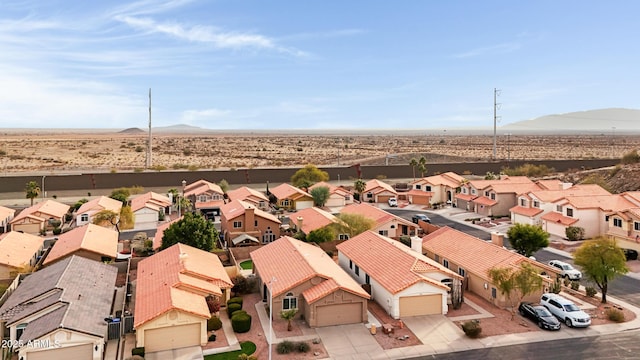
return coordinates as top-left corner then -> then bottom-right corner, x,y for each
297,216 -> 303,231
245,206 -> 255,230
410,236 -> 423,253
491,232 -> 504,247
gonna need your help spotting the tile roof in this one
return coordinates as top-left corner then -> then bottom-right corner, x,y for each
337,231 -> 460,294
526,184 -> 611,202
535,179 -> 564,190
455,193 -> 476,201
412,172 -> 465,188
0,205 -> 16,221
0,231 -> 43,269
489,182 -> 542,195
220,199 -> 281,224
622,191 -> 640,204
562,194 -> 635,211
467,176 -> 533,190
340,203 -> 415,229
291,207 -> 339,234
540,212 -> 579,226
405,189 -> 433,197
509,206 -> 544,217
227,186 -> 269,203
422,227 -> 557,281
184,180 -> 224,197
130,192 -> 172,212
473,196 -> 497,206
43,224 -> 118,265
269,183 -> 311,200
364,179 -> 396,195
153,217 -> 181,250
0,255 -> 117,340
308,182 -> 352,197
251,236 -> 369,301
134,243 -> 233,327
76,196 -> 122,215
11,200 -> 70,224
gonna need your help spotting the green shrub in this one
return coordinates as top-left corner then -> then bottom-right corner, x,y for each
295,341 -> 310,353
231,312 -> 252,333
227,303 -> 242,317
565,226 -> 585,241
571,281 -> 580,291
276,340 -> 294,354
132,347 -> 145,357
237,354 -> 258,360
605,308 -> 625,322
208,315 -> 222,331
563,278 -> 571,287
586,286 -> 597,297
551,279 -> 562,294
208,333 -> 217,342
228,296 -> 244,307
53,227 -> 62,235
461,320 -> 482,338
398,235 -> 411,247
621,149 -> 640,164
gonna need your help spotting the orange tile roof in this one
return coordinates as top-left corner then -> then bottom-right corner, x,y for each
291,207 -> 338,234
412,172 -> 465,188
526,184 -> 611,202
251,237 -> 369,301
364,179 -> 396,195
406,189 -> 433,197
0,231 -> 43,268
623,191 -> 640,204
509,206 -> 544,217
468,176 -> 533,190
184,180 -> 224,197
43,224 -> 118,265
340,203 -> 415,228
130,192 -> 171,212
227,186 -> 269,203
489,182 -> 543,195
76,196 -> 122,215
337,231 -> 460,294
455,193 -> 476,201
0,206 -> 16,222
535,179 -> 564,190
269,183 -> 311,201
135,243 -> 233,327
220,200 -> 281,224
540,212 -> 579,226
563,194 -> 635,211
422,227 -> 557,281
153,217 -> 181,250
11,200 -> 70,224
473,196 -> 497,206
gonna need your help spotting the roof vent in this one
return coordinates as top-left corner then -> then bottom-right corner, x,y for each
179,252 -> 188,265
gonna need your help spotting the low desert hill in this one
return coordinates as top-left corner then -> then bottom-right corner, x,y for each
503,108 -> 640,134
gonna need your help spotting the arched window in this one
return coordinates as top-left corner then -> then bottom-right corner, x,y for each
282,292 -> 297,310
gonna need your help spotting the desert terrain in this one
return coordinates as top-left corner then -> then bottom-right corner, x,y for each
0,131 -> 638,174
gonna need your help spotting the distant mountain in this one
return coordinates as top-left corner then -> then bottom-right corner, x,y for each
154,124 -> 203,133
503,108 -> 640,133
119,127 -> 145,134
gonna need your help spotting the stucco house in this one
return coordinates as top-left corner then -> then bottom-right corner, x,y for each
0,205 -> 16,233
510,184 -> 610,226
130,192 -> 172,230
0,255 -> 117,360
308,181 -> 354,208
606,193 -> 640,252
422,226 -> 558,308
337,231 -> 462,319
269,183 -> 314,211
10,200 -> 70,235
227,186 -> 270,211
362,179 -> 397,204
408,172 -> 465,206
220,199 -> 281,247
42,224 -> 118,266
251,236 -> 370,327
340,203 -> 418,239
75,196 -> 123,227
134,243 -> 233,353
184,179 -> 225,219
0,231 -> 44,280
455,176 -> 535,215
290,207 -> 349,240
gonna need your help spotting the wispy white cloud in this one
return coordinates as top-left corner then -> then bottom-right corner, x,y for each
453,42 -> 521,58
280,28 -> 366,41
181,108 -> 231,124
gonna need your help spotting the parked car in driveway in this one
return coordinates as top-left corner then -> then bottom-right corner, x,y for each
411,214 -> 431,224
518,302 -> 561,330
622,248 -> 639,261
388,197 -> 398,207
549,260 -> 582,280
540,293 -> 591,328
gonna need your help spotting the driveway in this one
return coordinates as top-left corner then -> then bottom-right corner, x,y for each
315,323 -> 381,359
145,346 -> 204,360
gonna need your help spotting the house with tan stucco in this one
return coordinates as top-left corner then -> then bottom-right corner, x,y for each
340,203 -> 417,239
75,196 -> 122,227
220,199 -> 281,247
0,231 -> 44,280
0,205 -> 16,233
42,224 -> 118,266
10,200 -> 70,235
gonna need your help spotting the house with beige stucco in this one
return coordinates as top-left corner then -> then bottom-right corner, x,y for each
0,231 -> 44,280
308,181 -> 354,208
226,186 -> 270,211
0,205 -> 16,233
340,203 -> 418,239
220,199 -> 281,247
269,183 -> 314,211
75,196 -> 122,227
289,206 -> 349,241
361,179 -> 397,204
408,172 -> 465,206
10,200 -> 70,235
42,224 -> 118,267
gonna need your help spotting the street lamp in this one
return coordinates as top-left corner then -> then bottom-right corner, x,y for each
41,175 -> 46,199
268,277 -> 276,360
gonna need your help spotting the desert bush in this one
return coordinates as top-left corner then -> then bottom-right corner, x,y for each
277,341 -> 294,354
64,213 -> 73,222
208,315 -> 222,331
231,312 -> 251,333
605,308 -> 625,322
237,354 -> 257,360
227,303 -> 242,317
586,286 -> 597,297
135,146 -> 144,152
53,227 -> 62,235
49,219 -> 62,228
621,149 -> 640,164
501,163 -> 554,177
132,347 -> 145,357
565,226 -> 585,241
39,229 -> 46,236
183,149 -> 192,156
461,320 -> 482,338
207,296 -> 221,314
571,281 -> 580,291
228,297 -> 244,307
551,279 -> 562,294
563,278 -> 571,287
399,235 -> 411,247
208,333 -> 217,342
232,275 -> 256,295
295,341 -> 311,353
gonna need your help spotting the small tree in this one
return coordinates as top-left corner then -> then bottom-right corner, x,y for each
93,210 -> 119,229
25,181 -> 41,206
219,179 -> 230,195
574,237 -> 628,303
488,262 -> 544,319
306,226 -> 335,243
565,226 -> 585,241
291,164 -> 329,188
334,213 -> 375,237
310,186 -> 330,207
119,206 -> 135,230
507,223 -> 550,258
353,179 -> 366,201
161,212 -> 217,251
110,187 -> 130,205
280,309 -> 298,331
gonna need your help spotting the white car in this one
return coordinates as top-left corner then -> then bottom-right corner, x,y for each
549,260 -> 582,280
388,197 -> 398,207
540,293 -> 591,328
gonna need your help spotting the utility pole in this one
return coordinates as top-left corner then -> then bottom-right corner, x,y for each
493,88 -> 501,161
146,88 -> 152,168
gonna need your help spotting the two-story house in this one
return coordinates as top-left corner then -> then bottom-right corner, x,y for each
220,199 -> 281,247
362,179 -> 397,204
269,183 -> 314,211
408,172 -> 465,206
130,192 -> 172,230
184,179 -> 225,219
227,186 -> 270,211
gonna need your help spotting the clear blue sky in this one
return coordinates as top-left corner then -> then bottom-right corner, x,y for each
1,0 -> 639,130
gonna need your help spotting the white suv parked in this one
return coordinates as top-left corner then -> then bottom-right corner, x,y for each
548,260 -> 582,280
540,293 -> 591,328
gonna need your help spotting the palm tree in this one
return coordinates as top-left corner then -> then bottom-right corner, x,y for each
354,179 -> 366,202
280,309 -> 298,331
409,158 -> 418,180
25,181 -> 41,206
418,156 -> 427,177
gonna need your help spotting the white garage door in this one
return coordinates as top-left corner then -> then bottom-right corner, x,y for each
295,201 -> 314,210
316,302 -> 364,327
145,323 -> 201,352
27,344 -> 93,360
399,294 -> 442,317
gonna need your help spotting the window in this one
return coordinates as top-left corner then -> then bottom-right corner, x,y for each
471,189 -> 476,195
556,205 -> 562,212
254,220 -> 258,227
443,259 -> 449,269
349,260 -> 353,269
605,215 -> 610,222
415,184 -> 422,190
344,195 -> 351,201
462,188 -> 467,194
520,199 -> 526,206
199,195 -> 208,202
282,199 -> 290,206
484,191 -> 490,197
16,323 -> 27,340
425,185 -> 432,192
80,214 -> 89,222
458,268 -> 466,277
262,228 -> 276,244
490,193 -> 496,200
355,265 -> 360,276
233,221 -> 242,228
339,234 -> 349,240
390,225 -> 395,229
635,222 -> 640,231
434,254 -> 440,262
282,292 -> 297,310
259,201 -> 266,208
614,218 -> 623,227
211,194 -> 223,200
365,274 -> 370,285
491,288 -> 497,299
366,192 -> 373,199
378,230 -> 388,236
533,200 -> 540,208
566,208 -> 573,217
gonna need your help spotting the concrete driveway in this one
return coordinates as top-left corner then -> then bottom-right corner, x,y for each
315,323 -> 382,359
145,346 -> 204,360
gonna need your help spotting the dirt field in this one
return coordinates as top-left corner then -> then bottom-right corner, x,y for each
1,132 -> 638,173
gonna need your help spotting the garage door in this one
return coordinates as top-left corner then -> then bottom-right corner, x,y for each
145,323 -> 201,352
14,223 -> 41,235
28,344 -> 93,360
377,195 -> 392,203
295,201 -> 314,210
399,294 -> 442,317
315,302 -> 363,327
